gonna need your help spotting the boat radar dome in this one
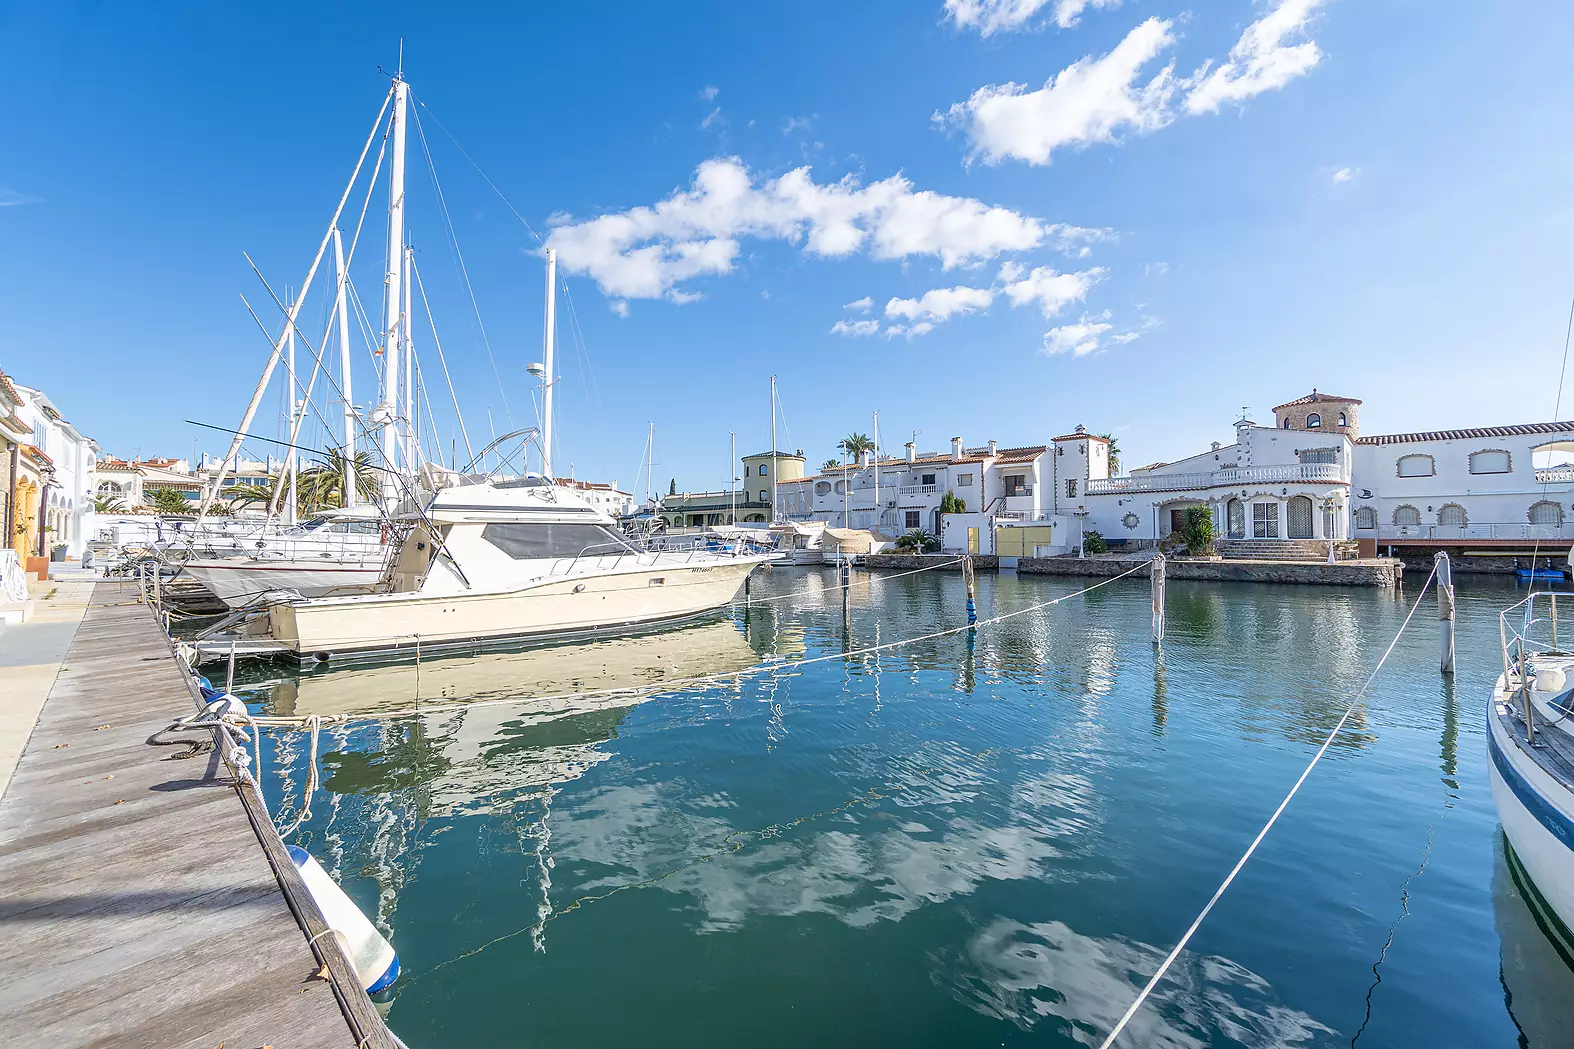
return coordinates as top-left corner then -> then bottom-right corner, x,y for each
527,361 -> 546,378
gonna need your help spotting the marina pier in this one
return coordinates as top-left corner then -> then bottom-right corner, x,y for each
0,581 -> 396,1048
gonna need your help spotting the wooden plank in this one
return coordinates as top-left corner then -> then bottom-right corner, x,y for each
0,585 -> 398,1049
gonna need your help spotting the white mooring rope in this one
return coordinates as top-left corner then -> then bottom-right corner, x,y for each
1096,562 -> 1440,1049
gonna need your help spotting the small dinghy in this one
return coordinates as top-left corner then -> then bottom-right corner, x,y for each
288,845 -> 400,993
1517,567 -> 1567,582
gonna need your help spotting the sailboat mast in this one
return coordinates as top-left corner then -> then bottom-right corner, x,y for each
541,247 -> 557,478
770,375 -> 778,525
403,244 -> 416,475
872,409 -> 879,532
730,431 -> 736,525
285,291 -> 298,527
333,227 -> 355,508
380,75 -> 409,503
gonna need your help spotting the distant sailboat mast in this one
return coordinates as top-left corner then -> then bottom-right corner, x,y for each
541,247 -> 557,478
403,243 -> 417,475
770,375 -> 778,525
333,227 -> 356,507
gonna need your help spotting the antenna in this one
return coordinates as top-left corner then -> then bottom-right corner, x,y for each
397,39 -> 404,76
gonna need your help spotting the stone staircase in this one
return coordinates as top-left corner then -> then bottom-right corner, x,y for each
1220,539 -> 1337,561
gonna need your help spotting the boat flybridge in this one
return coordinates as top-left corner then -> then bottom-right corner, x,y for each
191,475 -> 767,664
1490,573 -> 1574,941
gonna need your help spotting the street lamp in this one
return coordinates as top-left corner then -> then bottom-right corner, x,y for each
1323,496 -> 1337,563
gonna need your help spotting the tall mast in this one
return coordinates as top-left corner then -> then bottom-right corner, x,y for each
285,290 -> 298,527
541,247 -> 557,477
770,375 -> 778,524
379,75 -> 409,503
730,431 -> 736,525
333,227 -> 356,507
872,409 -> 879,533
403,244 -> 416,475
646,421 -> 653,507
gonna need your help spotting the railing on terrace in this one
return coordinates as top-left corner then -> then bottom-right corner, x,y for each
1087,463 -> 1347,495
1376,522 -> 1574,541
1535,466 -> 1574,483
994,511 -> 1057,523
898,484 -> 938,496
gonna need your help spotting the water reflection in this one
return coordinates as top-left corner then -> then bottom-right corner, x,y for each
943,916 -> 1333,1047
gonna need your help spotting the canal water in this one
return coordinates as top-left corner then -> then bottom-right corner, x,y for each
236,568 -> 1574,1048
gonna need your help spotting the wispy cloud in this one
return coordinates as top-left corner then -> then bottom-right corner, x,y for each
1184,0 -> 1326,115
0,187 -> 41,207
831,318 -> 881,337
547,157 -> 1054,302
935,17 -> 1178,166
1043,315 -> 1114,356
939,1 -> 1329,166
701,107 -> 724,131
782,115 -> 814,135
886,321 -> 937,340
943,0 -> 1121,36
844,296 -> 874,312
1331,166 -> 1358,184
609,299 -> 630,318
698,85 -> 719,102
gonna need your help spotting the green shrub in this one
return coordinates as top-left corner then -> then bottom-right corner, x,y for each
1181,506 -> 1216,557
1083,529 -> 1109,554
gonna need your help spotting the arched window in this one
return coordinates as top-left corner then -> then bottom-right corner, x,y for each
1393,505 -> 1421,527
759,464 -> 769,477
1469,449 -> 1511,475
1529,501 -> 1565,527
1353,505 -> 1376,530
1437,504 -> 1467,527
1396,454 -> 1435,477
1282,418 -> 1292,429
1306,412 -> 1322,429
1226,498 -> 1245,539
759,489 -> 768,502
1338,412 -> 1348,427
814,481 -> 832,496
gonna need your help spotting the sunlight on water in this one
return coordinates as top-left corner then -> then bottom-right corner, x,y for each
232,568 -> 1574,1048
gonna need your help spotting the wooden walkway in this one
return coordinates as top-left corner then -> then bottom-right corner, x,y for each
0,583 -> 394,1049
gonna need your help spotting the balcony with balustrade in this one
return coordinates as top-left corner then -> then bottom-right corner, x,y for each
1086,462 -> 1348,496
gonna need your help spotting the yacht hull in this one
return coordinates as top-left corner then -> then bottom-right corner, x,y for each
1489,688 -> 1574,939
182,559 -> 386,607
268,558 -> 761,657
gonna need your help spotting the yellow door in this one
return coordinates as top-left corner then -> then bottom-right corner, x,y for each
967,527 -> 979,554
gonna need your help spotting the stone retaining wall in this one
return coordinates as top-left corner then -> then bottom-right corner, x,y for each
1016,556 -> 1403,587
866,554 -> 998,572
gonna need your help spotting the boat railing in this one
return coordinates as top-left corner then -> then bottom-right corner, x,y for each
1498,590 -> 1573,686
549,535 -> 754,578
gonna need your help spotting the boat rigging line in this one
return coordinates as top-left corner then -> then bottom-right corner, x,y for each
1095,561 -> 1441,1049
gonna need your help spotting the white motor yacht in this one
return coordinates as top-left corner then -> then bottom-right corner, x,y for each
176,506 -> 393,607
1490,586 -> 1574,941
195,477 -> 765,663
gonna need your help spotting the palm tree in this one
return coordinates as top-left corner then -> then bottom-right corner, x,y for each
93,494 -> 125,513
1100,433 -> 1121,474
895,529 -> 940,553
839,432 -> 875,459
296,449 -> 379,512
821,458 -> 841,473
148,487 -> 193,515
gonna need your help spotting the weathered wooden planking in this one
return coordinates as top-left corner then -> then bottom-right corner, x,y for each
0,587 -> 392,1049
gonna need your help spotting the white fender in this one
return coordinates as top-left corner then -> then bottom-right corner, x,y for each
287,845 -> 400,993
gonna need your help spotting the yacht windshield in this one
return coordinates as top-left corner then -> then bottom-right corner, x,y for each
481,522 -> 630,560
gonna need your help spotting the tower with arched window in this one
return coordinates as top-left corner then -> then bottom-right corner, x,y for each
1272,390 -> 1361,438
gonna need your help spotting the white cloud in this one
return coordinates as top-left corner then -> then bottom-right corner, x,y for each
1184,0 -> 1326,115
701,107 -> 723,131
1110,331 -> 1140,344
699,85 -> 719,101
782,115 -> 814,135
831,319 -> 881,337
609,300 -> 630,318
886,285 -> 996,323
886,322 -> 937,340
1331,166 -> 1358,183
1002,265 -> 1103,317
936,17 -> 1178,166
0,187 -> 40,207
1043,315 -> 1114,356
943,0 -> 1119,35
1052,0 -> 1121,29
998,260 -> 1025,283
1143,260 -> 1169,276
844,296 -> 874,312
547,157 -> 1053,301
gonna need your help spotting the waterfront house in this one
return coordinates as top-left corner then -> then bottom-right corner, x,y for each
3,372 -> 99,561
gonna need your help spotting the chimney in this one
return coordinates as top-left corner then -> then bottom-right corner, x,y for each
1074,424 -> 1086,435
1210,442 -> 1221,451
951,437 -> 963,461
904,442 -> 916,464
987,439 -> 997,456
859,449 -> 873,468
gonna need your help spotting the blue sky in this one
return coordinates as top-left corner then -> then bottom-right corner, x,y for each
4,1 -> 1574,492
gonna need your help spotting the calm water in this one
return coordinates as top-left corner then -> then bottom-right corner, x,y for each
234,569 -> 1574,1048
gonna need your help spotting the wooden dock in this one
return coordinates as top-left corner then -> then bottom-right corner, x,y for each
0,582 -> 397,1049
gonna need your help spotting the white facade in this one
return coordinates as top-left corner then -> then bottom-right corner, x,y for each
556,480 -> 636,518
775,438 -> 1051,545
13,384 -> 99,558
1350,425 -> 1574,544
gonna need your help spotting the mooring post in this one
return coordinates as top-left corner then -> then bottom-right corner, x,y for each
152,563 -> 162,610
1435,551 -> 1456,675
963,555 -> 977,625
1151,553 -> 1166,645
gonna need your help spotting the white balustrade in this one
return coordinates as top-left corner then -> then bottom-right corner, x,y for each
1086,463 -> 1346,495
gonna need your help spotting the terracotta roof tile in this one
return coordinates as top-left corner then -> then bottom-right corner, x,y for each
1356,421 -> 1574,446
1052,432 -> 1109,443
1274,391 -> 1363,410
